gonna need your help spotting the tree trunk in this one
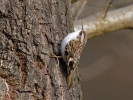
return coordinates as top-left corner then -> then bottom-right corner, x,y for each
0,0 -> 82,100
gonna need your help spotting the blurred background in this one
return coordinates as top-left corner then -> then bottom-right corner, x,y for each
72,0 -> 133,100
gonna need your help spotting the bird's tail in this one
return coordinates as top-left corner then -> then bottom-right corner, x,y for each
67,69 -> 73,89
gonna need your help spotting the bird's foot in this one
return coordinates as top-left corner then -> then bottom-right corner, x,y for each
50,54 -> 62,65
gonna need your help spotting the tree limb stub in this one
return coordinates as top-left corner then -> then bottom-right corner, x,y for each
74,4 -> 133,39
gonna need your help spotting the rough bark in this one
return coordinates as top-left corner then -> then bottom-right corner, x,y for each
0,0 -> 82,100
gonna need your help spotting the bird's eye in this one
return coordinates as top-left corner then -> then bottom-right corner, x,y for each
79,32 -> 82,35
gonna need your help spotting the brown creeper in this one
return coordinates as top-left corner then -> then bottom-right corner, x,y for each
61,25 -> 87,89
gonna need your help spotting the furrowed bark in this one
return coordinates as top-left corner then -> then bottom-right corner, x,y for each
0,0 -> 82,100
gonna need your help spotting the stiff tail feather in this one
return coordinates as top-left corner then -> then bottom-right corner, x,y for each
67,70 -> 73,89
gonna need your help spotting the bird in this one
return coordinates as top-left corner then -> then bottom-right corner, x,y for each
60,25 -> 87,89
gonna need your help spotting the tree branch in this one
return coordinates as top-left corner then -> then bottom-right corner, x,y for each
74,4 -> 133,39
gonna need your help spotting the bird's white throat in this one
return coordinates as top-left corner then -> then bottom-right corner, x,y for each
60,30 -> 81,57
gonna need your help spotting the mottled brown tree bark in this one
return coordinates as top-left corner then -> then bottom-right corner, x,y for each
0,0 -> 82,100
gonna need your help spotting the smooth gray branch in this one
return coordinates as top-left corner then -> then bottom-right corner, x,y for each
74,4 -> 133,39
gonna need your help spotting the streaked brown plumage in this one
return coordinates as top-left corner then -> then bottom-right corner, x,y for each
63,30 -> 87,89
